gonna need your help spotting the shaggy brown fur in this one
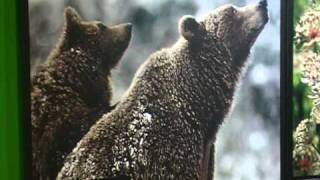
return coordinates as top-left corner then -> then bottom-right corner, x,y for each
31,7 -> 132,180
58,1 -> 268,180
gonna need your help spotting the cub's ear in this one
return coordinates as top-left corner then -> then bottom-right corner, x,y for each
179,15 -> 202,41
64,7 -> 82,32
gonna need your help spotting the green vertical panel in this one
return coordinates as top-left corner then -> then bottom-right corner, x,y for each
0,0 -> 24,179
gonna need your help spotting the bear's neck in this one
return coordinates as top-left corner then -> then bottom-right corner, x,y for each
172,38 -> 241,139
48,46 -> 110,108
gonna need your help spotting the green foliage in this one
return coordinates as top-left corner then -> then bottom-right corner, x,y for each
293,0 -> 310,26
293,70 -> 313,128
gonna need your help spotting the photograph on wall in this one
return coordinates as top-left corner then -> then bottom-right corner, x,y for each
28,0 -> 280,179
292,0 -> 320,178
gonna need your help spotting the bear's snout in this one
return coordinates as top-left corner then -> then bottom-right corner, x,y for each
257,0 -> 269,24
258,0 -> 268,9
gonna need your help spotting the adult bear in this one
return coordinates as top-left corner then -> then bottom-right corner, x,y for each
58,1 -> 268,179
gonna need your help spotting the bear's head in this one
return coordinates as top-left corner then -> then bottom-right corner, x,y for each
61,7 -> 132,70
179,0 -> 268,67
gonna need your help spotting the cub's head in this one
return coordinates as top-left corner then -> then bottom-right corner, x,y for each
61,7 -> 132,70
179,0 -> 268,67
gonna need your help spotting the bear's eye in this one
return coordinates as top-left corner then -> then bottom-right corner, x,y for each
97,23 -> 107,30
231,7 -> 237,15
249,27 -> 259,33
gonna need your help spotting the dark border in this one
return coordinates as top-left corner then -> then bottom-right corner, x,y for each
281,0 -> 293,180
18,0 -> 32,179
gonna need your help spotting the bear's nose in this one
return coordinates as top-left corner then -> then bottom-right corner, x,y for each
258,0 -> 267,8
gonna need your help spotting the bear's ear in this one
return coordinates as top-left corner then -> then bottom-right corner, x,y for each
64,7 -> 82,33
179,15 -> 202,41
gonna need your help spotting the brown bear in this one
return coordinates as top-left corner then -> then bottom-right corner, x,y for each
31,7 -> 132,180
58,1 -> 268,179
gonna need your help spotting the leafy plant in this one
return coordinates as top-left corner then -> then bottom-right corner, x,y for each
293,0 -> 320,176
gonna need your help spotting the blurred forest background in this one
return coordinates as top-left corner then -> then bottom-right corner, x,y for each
28,0 -> 280,179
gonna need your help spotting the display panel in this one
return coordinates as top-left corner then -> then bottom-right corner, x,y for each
292,0 -> 320,179
28,0 -> 280,179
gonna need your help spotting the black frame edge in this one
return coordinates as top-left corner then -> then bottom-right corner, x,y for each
281,0 -> 293,180
17,0 -> 32,179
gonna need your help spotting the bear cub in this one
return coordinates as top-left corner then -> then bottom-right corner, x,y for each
31,7 -> 132,180
58,1 -> 268,180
